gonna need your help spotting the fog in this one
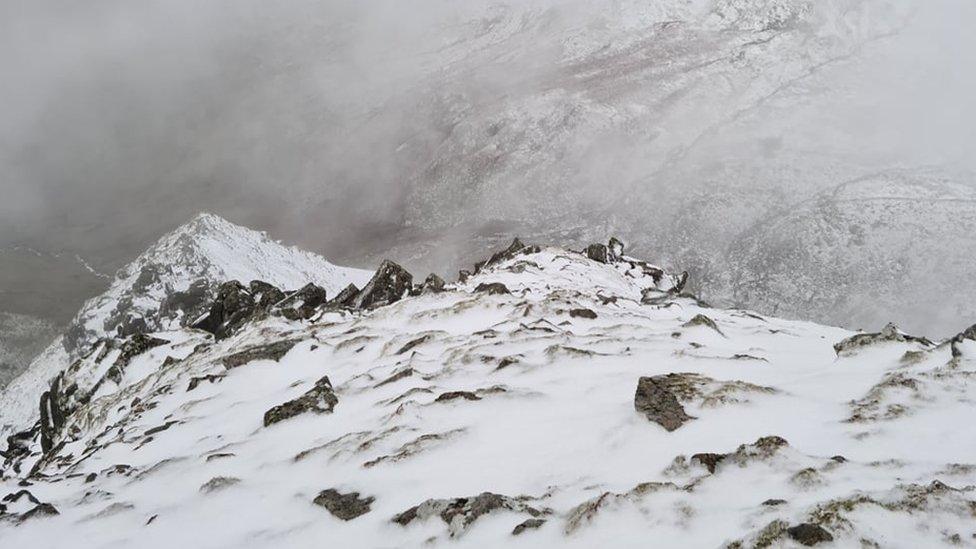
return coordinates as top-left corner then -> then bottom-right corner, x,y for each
1,0 -> 975,335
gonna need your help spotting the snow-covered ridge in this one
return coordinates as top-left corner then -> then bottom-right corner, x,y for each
0,213 -> 371,439
2,233 -> 975,547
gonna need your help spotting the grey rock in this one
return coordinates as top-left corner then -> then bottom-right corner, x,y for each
276,283 -> 328,320
474,282 -> 510,295
221,340 -> 300,370
512,518 -> 546,535
263,376 -> 338,426
634,377 -> 694,431
352,260 -> 413,310
393,492 -> 543,538
313,489 -> 375,521
834,322 -> 933,356
585,243 -> 611,264
787,523 -> 834,546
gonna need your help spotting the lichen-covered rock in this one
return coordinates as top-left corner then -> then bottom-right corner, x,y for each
221,340 -> 300,370
834,322 -> 933,356
313,489 -> 374,521
392,492 -> 543,538
634,377 -> 694,431
352,260 -> 413,309
474,282 -> 510,295
682,314 -> 723,335
787,523 -> 834,546
263,376 -> 338,426
512,518 -> 545,535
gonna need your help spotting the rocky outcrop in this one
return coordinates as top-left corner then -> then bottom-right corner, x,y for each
834,323 -> 933,356
352,260 -> 413,310
392,492 -> 544,538
193,281 -> 262,340
263,376 -> 338,426
634,376 -> 694,431
313,489 -> 374,521
276,283 -> 328,320
223,340 -> 297,370
328,283 -> 360,308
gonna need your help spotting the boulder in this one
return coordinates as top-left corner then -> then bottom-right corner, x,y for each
634,377 -> 694,431
192,281 -> 257,340
474,282 -> 510,295
585,244 -> 611,264
276,283 -> 328,320
787,523 -> 834,546
352,260 -> 413,310
327,284 -> 360,308
422,274 -> 446,294
264,376 -> 338,426
313,489 -> 375,521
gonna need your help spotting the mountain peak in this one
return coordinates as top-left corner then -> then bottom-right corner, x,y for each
0,215 -> 372,437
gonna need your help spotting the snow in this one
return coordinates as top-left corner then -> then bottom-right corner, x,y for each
3,244 -> 975,547
0,212 -> 371,440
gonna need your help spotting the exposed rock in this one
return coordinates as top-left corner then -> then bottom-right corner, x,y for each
479,238 -> 539,273
395,335 -> 433,356
313,489 -> 375,521
608,237 -> 625,261
634,376 -> 694,431
192,281 -> 260,340
950,324 -> 976,358
762,499 -> 788,506
436,391 -> 481,403
458,270 -> 472,283
392,492 -> 543,538
352,260 -> 413,309
585,243 -> 611,264
249,280 -> 286,309
569,308 -> 598,319
222,340 -> 300,369
834,322 -> 933,356
187,374 -> 225,391
263,376 -> 338,426
199,476 -> 241,493
421,274 -> 446,294
474,282 -> 510,295
160,279 -> 213,326
18,503 -> 59,522
276,283 -> 328,320
328,283 -> 360,308
682,314 -> 724,335
787,523 -> 834,546
512,518 -> 545,535
691,453 -> 726,473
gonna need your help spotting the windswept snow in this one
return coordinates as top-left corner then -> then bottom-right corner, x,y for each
3,242 -> 975,547
0,213 -> 371,440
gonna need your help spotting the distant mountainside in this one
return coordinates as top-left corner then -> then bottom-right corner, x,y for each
2,226 -> 975,547
0,213 -> 372,437
0,312 -> 58,389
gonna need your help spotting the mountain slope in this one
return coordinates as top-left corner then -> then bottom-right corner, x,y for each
0,213 -> 371,438
2,237 -> 974,547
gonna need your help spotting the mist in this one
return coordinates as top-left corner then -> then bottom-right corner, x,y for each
1,0 -> 975,336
